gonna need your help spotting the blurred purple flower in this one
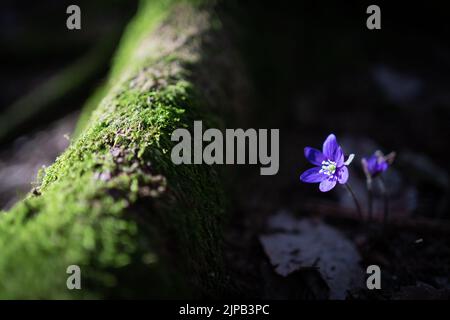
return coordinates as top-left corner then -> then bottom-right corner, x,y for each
300,134 -> 354,192
361,151 -> 395,178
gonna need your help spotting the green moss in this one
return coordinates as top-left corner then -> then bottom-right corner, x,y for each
0,0 -> 227,299
74,0 -> 210,135
73,0 -> 174,136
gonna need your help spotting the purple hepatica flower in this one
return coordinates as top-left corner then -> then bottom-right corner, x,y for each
362,150 -> 395,178
300,134 -> 355,192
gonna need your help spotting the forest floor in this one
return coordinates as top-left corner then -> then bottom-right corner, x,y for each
218,1 -> 450,299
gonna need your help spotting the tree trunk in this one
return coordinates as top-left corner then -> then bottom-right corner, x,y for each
0,0 -> 250,299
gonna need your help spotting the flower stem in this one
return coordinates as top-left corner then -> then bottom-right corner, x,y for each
366,178 -> 373,222
344,183 -> 363,219
378,176 -> 389,224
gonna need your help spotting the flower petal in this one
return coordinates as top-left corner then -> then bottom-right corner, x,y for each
366,156 -> 379,175
335,147 -> 344,166
300,167 -> 326,183
304,147 -> 325,166
319,178 -> 337,192
337,166 -> 349,184
322,134 -> 341,161
379,161 -> 388,172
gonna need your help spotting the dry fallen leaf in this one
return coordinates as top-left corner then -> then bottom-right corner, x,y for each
259,210 -> 364,299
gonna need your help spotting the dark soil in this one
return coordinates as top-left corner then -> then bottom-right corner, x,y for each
221,1 -> 450,299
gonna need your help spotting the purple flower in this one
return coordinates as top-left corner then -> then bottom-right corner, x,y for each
362,151 -> 395,178
300,134 -> 354,192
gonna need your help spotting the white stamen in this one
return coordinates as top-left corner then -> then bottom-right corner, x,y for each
320,160 -> 337,176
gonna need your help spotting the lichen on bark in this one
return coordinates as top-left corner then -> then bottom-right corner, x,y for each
0,0 -> 249,298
